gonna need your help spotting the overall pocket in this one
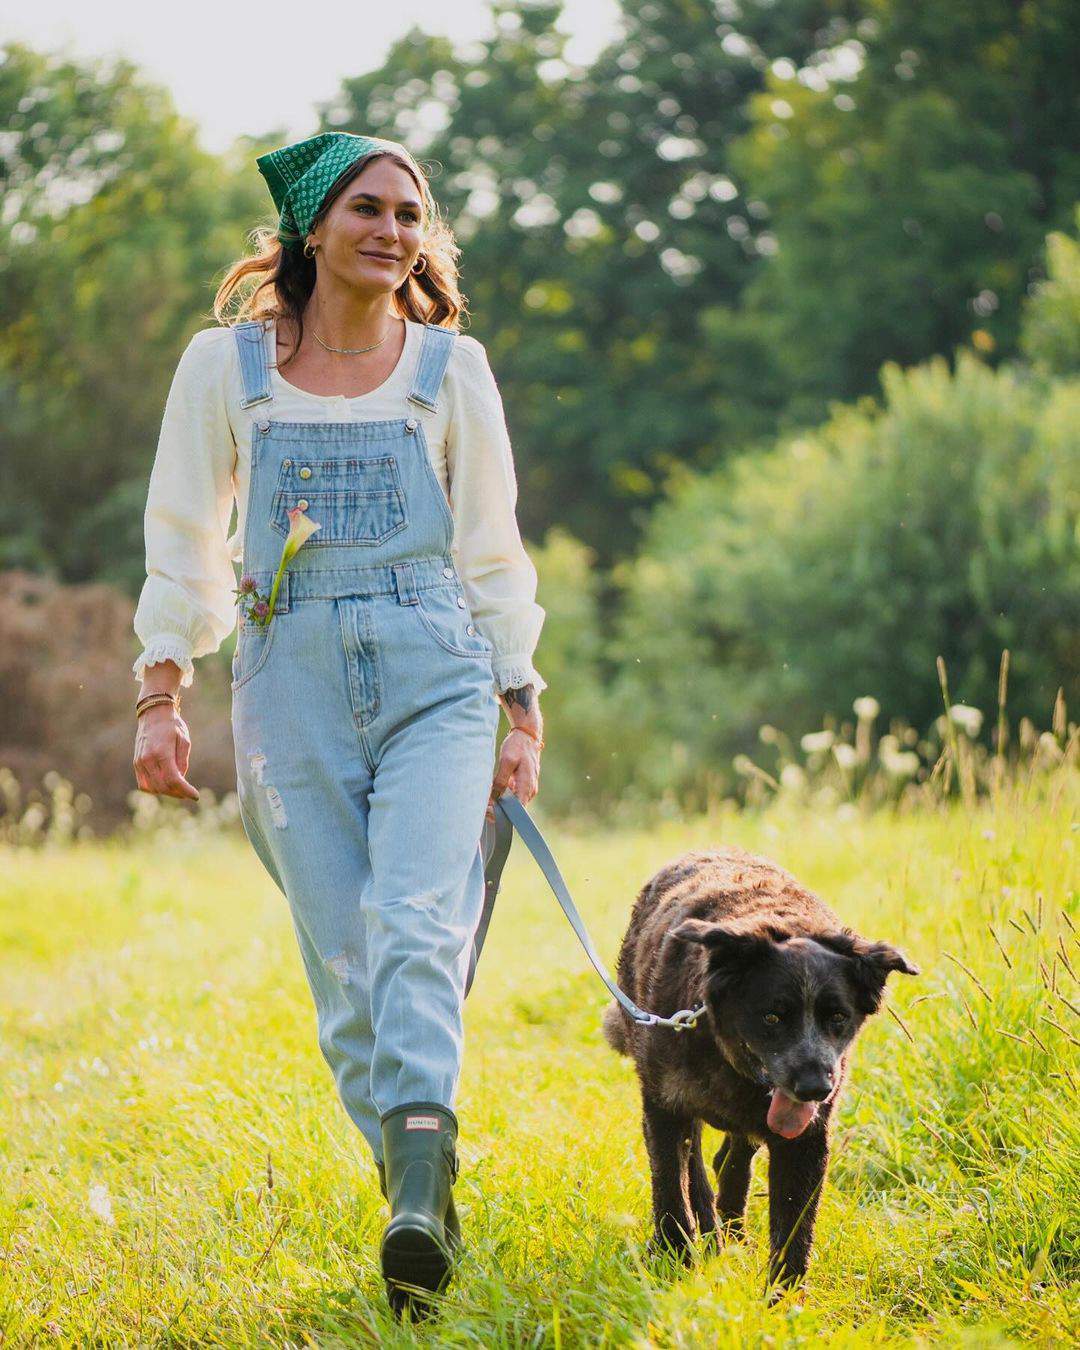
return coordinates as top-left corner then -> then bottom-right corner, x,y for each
413,585 -> 494,659
269,456 -> 407,546
231,616 -> 278,691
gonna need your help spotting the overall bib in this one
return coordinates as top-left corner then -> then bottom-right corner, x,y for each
229,318 -> 501,1164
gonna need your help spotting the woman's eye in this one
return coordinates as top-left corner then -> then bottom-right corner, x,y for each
763,1012 -> 780,1026
355,205 -> 418,222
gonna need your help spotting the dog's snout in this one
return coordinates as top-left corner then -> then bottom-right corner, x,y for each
792,1069 -> 834,1102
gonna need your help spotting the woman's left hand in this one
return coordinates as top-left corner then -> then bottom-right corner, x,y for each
487,727 -> 541,821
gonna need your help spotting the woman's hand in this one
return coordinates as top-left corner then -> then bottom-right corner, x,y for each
133,704 -> 200,801
487,726 -> 541,821
487,683 -> 543,821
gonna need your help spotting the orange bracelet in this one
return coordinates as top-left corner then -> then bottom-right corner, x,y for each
506,724 -> 545,751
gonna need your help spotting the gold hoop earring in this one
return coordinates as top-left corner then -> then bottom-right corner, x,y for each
411,255 -> 427,275
303,241 -> 317,259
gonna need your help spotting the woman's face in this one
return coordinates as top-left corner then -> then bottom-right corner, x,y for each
308,156 -> 426,294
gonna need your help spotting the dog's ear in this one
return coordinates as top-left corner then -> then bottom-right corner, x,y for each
671,918 -> 784,966
814,928 -> 919,1013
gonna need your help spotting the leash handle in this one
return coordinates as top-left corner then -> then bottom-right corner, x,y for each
493,792 -> 706,1032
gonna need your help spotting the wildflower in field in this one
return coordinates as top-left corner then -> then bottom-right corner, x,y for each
948,704 -> 984,737
88,1182 -> 115,1224
833,742 -> 858,770
801,730 -> 834,754
879,736 -> 920,778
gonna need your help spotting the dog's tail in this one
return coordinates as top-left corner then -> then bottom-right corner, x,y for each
601,1001 -> 630,1055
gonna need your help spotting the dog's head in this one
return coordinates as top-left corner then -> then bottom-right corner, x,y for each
672,917 -> 918,1139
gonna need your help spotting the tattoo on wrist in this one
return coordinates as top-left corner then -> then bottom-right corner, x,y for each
502,683 -> 535,716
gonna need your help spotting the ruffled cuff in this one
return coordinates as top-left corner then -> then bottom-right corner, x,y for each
132,636 -> 197,688
491,654 -> 548,696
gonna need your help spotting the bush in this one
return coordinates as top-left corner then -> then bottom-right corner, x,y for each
606,349 -> 1079,800
0,570 -> 237,833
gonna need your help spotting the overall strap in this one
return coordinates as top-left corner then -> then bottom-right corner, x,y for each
406,323 -> 456,413
233,319 -> 273,409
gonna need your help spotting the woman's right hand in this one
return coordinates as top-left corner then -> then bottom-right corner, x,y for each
133,704 -> 200,800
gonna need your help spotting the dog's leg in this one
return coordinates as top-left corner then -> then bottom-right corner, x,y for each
765,1129 -> 829,1294
641,1093 -> 695,1261
687,1121 -> 718,1242
712,1133 -> 757,1237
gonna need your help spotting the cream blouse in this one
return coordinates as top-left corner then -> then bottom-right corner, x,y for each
132,318 -> 547,695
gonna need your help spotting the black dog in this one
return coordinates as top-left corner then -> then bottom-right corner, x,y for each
602,846 -> 917,1290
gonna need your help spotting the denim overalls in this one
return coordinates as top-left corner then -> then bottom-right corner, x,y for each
229,318 -> 500,1164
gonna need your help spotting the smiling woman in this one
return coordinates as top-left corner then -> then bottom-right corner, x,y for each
130,130 -> 548,1321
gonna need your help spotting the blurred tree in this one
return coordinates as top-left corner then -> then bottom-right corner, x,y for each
327,1 -> 860,563
731,0 -> 1080,425
0,43 -> 267,585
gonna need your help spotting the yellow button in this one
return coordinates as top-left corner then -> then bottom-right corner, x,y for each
297,499 -> 309,511
299,466 -> 312,479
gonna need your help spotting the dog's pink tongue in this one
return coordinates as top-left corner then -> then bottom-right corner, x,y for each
767,1088 -> 818,1139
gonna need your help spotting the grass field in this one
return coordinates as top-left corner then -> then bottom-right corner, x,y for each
1,774 -> 1077,1346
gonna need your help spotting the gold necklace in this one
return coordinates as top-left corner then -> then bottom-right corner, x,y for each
311,322 -> 394,355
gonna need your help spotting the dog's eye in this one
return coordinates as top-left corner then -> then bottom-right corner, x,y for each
763,1012 -> 780,1026
828,1011 -> 848,1029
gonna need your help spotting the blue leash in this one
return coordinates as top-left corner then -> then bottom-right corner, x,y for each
477,790 -> 705,1031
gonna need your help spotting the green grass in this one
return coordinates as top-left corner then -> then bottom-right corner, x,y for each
1,777 -> 1077,1347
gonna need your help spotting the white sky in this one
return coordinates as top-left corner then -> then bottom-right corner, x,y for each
5,0 -> 623,153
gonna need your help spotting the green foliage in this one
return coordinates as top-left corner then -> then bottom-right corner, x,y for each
609,349 -> 1079,791
1021,204 -> 1080,376
0,44 -> 267,582
730,0 -> 1080,424
324,2 -> 875,562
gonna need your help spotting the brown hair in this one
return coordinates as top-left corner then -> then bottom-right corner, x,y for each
213,149 -> 466,363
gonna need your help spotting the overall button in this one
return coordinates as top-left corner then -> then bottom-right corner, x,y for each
466,624 -> 476,636
442,566 -> 454,579
298,466 -> 312,479
405,418 -> 418,432
456,596 -> 467,609
281,458 -> 292,469
258,420 -> 271,434
297,499 -> 309,511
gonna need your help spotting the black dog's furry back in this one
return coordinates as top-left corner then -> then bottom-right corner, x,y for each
603,845 -> 916,1289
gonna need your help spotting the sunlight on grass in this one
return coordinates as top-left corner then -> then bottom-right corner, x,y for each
1,772 -> 1076,1345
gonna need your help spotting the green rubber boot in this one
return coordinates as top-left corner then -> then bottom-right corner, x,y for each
377,1159 -> 460,1245
379,1103 -> 460,1317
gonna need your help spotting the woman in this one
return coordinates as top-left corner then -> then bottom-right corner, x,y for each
130,131 -> 546,1316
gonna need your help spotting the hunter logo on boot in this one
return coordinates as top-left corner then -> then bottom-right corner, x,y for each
405,1114 -> 440,1130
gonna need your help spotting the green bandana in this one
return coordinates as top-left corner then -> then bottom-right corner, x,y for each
256,132 -> 433,247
